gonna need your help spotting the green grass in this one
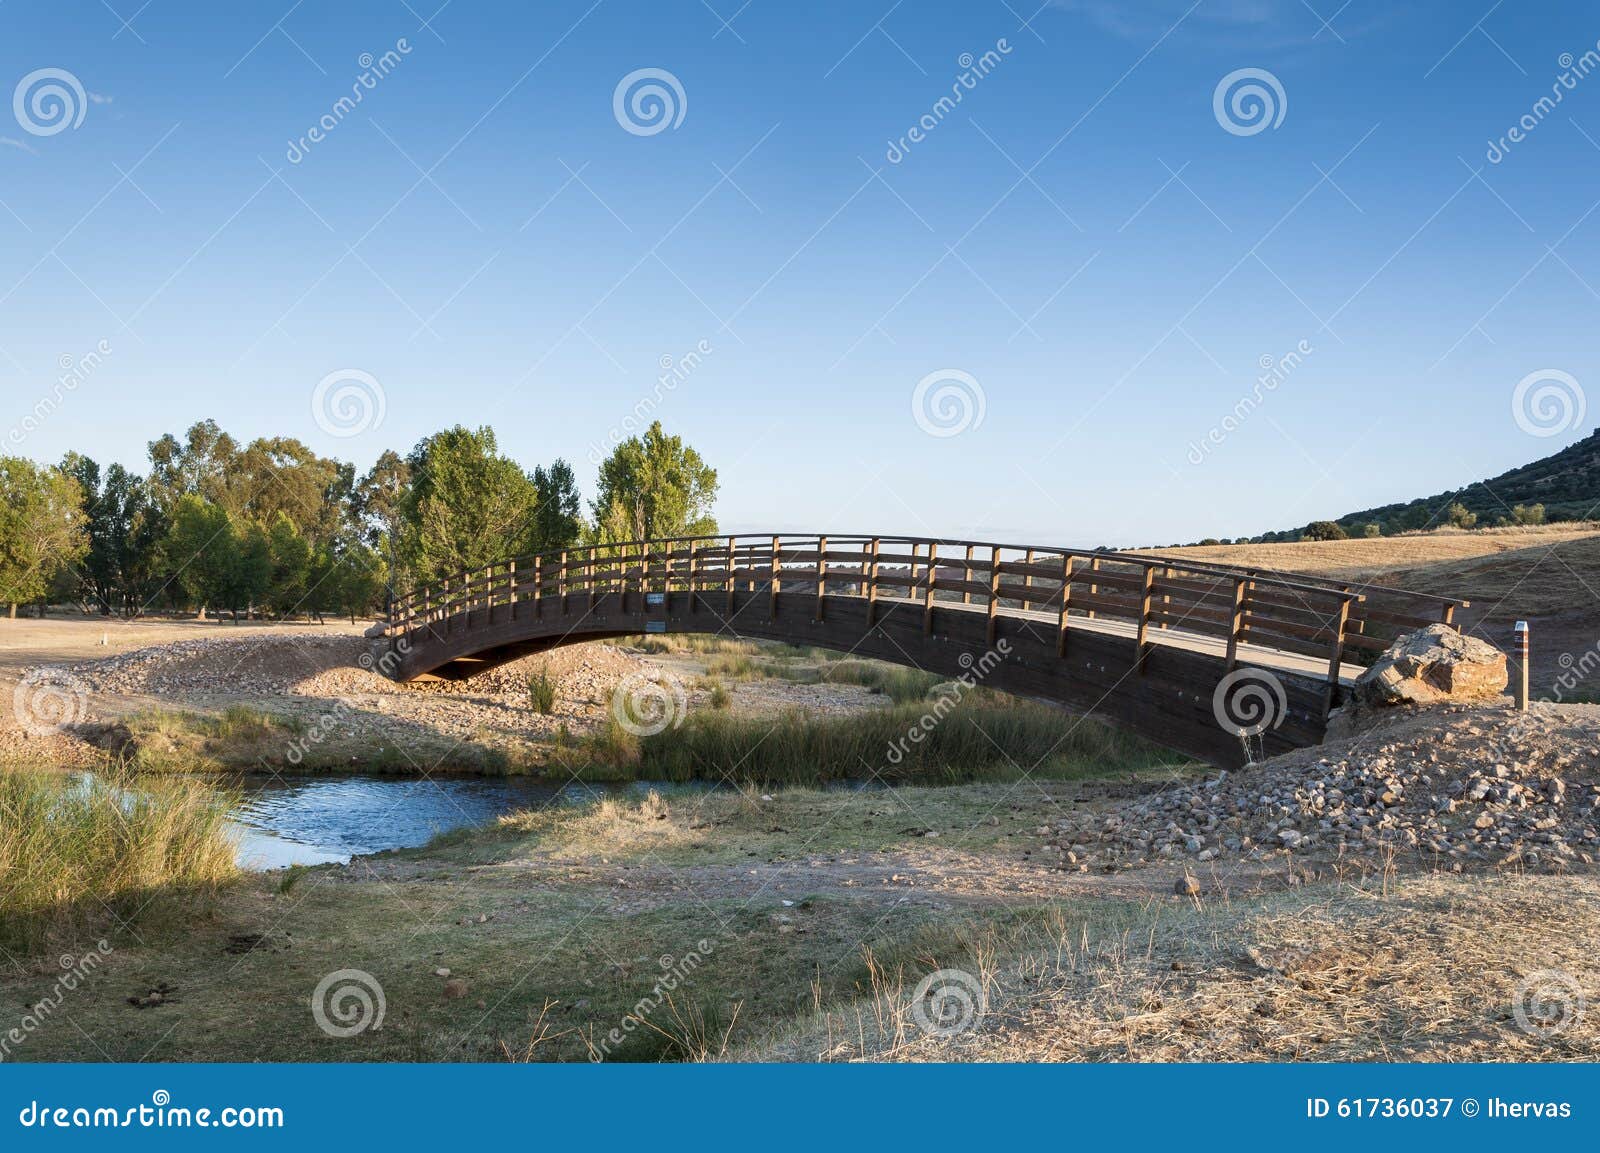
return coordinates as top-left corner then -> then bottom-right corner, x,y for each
565,696 -> 1184,785
0,767 -> 238,955
526,668 -> 557,715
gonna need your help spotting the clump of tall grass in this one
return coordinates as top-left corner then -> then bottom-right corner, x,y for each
0,768 -> 238,954
577,698 -> 1178,784
526,668 -> 557,714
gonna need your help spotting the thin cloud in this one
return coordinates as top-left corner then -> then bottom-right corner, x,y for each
1,137 -> 40,156
1049,0 -> 1390,49
89,92 -> 115,105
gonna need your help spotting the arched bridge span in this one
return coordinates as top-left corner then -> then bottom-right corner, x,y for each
376,534 -> 1467,768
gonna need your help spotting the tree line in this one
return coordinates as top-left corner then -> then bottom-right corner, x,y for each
0,419 -> 717,621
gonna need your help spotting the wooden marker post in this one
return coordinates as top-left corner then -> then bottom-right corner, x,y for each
1514,620 -> 1530,712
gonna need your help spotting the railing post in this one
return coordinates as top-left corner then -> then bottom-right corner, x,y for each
866,538 -> 881,626
1086,555 -> 1100,619
422,585 -> 431,641
1323,596 -> 1352,711
1022,548 -> 1034,609
1224,576 -> 1245,670
508,559 -> 517,621
1057,554 -> 1074,657
559,552 -> 569,615
962,544 -> 974,605
1158,566 -> 1172,630
687,540 -> 697,614
588,546 -> 597,613
815,535 -> 827,622
769,534 -> 780,618
725,536 -> 736,614
533,556 -> 542,620
923,541 -> 938,636
986,545 -> 1001,646
1135,564 -> 1155,673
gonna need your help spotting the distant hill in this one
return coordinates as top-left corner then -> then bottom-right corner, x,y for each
1265,428 -> 1600,541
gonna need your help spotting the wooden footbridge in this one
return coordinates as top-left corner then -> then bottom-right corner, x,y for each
377,534 -> 1467,767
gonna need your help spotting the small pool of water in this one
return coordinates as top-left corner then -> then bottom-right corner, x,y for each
229,776 -> 666,870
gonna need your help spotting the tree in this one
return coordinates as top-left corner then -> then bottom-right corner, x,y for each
148,419 -> 239,509
353,450 -> 411,549
0,458 -> 88,617
532,458 -> 583,551
398,426 -> 539,582
1443,501 -> 1477,529
62,455 -> 167,616
1361,523 -> 1382,538
1301,520 -> 1348,542
591,421 -> 718,543
162,495 -> 237,620
1511,503 -> 1546,525
264,513 -> 311,617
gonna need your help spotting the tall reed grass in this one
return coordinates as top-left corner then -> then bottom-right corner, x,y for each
0,768 -> 238,954
589,698 -> 1179,784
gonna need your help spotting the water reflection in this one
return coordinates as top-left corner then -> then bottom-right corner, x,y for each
229,775 -> 648,869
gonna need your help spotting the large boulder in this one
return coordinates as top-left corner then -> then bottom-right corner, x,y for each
1353,624 -> 1507,707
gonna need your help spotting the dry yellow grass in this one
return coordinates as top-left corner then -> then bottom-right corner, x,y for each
749,871 -> 1600,1063
1152,524 -> 1600,616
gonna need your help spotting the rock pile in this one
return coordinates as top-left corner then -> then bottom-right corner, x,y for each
1039,703 -> 1600,873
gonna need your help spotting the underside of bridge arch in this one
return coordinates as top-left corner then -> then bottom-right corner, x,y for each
379,587 -> 1332,769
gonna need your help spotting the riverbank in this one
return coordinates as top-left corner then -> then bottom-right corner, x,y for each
4,788 -> 1595,1063
4,701 -> 1597,1062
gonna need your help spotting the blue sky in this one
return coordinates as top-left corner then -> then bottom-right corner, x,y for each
3,0 -> 1597,544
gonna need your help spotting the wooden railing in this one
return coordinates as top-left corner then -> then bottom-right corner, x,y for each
384,534 -> 1468,686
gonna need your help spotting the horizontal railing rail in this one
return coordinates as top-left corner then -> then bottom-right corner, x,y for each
382,533 -> 1469,689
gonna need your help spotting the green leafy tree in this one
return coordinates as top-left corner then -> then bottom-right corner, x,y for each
162,495 -> 237,620
591,421 -> 718,543
398,426 -> 539,582
1301,520 -> 1348,542
0,458 -> 88,617
264,513 -> 311,617
231,520 -> 272,619
1443,501 -> 1477,529
1511,503 -> 1545,525
532,458 -> 584,551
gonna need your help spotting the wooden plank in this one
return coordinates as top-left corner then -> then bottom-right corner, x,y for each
923,541 -> 938,635
816,535 -> 827,621
726,536 -> 736,614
